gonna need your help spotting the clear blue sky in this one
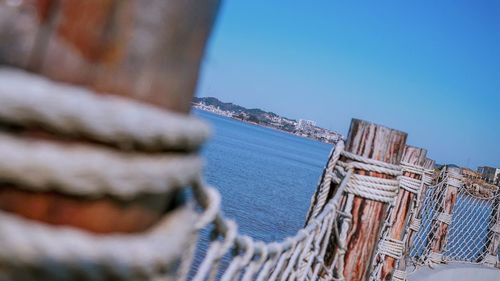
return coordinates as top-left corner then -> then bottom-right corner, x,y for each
196,0 -> 500,169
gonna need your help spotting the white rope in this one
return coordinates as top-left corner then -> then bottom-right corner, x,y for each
423,169 -> 434,186
399,176 -> 422,194
409,217 -> 421,232
484,254 -> 499,266
391,269 -> 406,281
492,224 -> 500,234
427,251 -> 443,264
306,141 -> 345,221
0,68 -> 210,151
446,171 -> 463,189
191,141 -> 399,280
0,206 -> 196,280
436,212 -> 453,225
339,151 -> 402,177
3,67 -> 498,279
337,151 -> 401,203
369,161 -> 425,281
378,238 -> 405,259
399,162 -> 424,194
0,133 -> 202,199
344,174 -> 399,203
408,166 -> 500,269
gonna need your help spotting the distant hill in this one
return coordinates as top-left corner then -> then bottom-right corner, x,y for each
192,97 -> 291,122
192,96 -> 342,144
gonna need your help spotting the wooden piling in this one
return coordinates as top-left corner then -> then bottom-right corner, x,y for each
484,188 -> 500,267
406,158 -> 435,249
326,119 -> 407,281
427,166 -> 462,263
0,0 -> 220,233
379,146 -> 427,281
0,0 -> 220,113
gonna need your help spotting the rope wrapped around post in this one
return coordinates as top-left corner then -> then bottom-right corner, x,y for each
0,68 -> 212,280
190,122 -> 405,281
370,145 -> 427,281
319,119 -> 407,281
425,167 -> 463,265
189,142 -> 353,281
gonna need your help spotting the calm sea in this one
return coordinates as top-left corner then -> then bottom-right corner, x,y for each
194,109 -> 332,242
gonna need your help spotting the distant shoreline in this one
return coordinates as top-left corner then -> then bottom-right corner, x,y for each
192,97 -> 343,144
194,108 -> 335,145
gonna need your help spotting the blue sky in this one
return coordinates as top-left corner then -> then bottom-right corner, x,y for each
196,0 -> 500,168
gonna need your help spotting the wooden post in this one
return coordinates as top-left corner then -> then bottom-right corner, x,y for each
325,119 -> 407,281
0,0 -> 220,112
427,166 -> 462,263
423,158 -> 436,177
484,188 -> 500,267
378,146 -> 426,281
406,158 -> 435,249
0,0 -> 220,232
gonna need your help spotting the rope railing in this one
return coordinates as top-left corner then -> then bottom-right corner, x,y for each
0,68 -> 499,281
408,167 -> 500,269
188,139 -> 401,281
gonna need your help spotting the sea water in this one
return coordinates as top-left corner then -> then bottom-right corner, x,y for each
194,109 -> 332,242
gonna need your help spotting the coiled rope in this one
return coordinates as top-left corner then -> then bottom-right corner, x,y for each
0,68 -> 210,280
0,68 -> 210,151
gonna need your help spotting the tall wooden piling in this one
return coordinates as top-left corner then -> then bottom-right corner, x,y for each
427,166 -> 462,263
484,188 -> 500,267
0,0 -> 220,234
0,0 -> 220,112
378,146 -> 427,281
406,157 -> 435,249
326,119 -> 407,281
0,1 -> 220,279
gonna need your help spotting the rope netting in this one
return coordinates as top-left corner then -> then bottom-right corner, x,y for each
0,68 -> 499,280
409,167 -> 500,268
189,140 -> 402,281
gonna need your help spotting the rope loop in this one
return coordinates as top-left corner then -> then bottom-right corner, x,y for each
423,168 -> 435,186
427,251 -> 443,264
0,68 -> 210,151
409,217 -> 421,232
333,150 -> 402,204
436,212 -> 453,225
491,224 -> 500,234
378,238 -> 405,259
340,151 -> 401,177
391,269 -> 407,281
484,254 -> 499,266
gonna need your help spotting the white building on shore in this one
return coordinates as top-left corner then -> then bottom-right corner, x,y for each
296,119 -> 317,131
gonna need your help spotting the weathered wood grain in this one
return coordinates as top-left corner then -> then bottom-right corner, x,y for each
406,157 -> 435,248
1,0 -> 220,112
380,146 -> 426,281
429,167 -> 462,256
484,188 -> 500,266
325,119 -> 407,281
0,0 -> 220,234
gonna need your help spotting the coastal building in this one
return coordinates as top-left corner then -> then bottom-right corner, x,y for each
495,168 -> 500,185
296,119 -> 317,131
478,166 -> 497,184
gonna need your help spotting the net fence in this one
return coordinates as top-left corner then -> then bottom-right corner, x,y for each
409,170 -> 500,267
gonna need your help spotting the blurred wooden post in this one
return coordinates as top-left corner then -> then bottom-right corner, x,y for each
0,0 -> 220,112
378,146 -> 426,281
484,188 -> 500,268
427,166 -> 462,264
325,119 -> 407,281
0,0 -> 220,233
